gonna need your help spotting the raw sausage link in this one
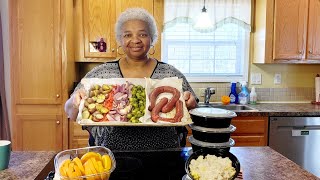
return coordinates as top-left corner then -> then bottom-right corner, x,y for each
148,86 -> 181,113
158,100 -> 184,123
175,100 -> 184,122
151,98 -> 168,122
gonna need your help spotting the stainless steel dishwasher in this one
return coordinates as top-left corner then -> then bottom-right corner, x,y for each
269,116 -> 320,177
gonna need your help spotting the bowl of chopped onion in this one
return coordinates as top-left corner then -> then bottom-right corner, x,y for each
185,149 -> 240,180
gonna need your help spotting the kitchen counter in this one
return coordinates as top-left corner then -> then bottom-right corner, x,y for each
0,151 -> 55,180
229,147 -> 318,180
2,147 -> 318,180
234,103 -> 320,116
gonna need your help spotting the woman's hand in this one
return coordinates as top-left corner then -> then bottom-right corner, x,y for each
72,89 -> 87,108
64,89 -> 87,121
183,91 -> 197,110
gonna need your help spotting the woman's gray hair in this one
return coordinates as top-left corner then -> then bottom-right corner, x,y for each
115,8 -> 158,46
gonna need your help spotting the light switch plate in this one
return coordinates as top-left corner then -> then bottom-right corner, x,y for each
274,73 -> 281,84
251,73 -> 262,84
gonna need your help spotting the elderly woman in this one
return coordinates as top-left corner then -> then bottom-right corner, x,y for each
65,8 -> 198,150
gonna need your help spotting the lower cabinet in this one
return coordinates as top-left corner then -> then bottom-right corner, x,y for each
186,116 -> 268,147
69,121 -> 90,149
231,116 -> 269,146
13,105 -> 63,151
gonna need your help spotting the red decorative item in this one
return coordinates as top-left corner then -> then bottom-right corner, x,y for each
98,38 -> 107,52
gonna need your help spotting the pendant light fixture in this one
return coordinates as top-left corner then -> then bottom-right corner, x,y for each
194,0 -> 213,32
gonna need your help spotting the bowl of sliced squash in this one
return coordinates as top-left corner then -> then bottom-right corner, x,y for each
54,146 -> 116,180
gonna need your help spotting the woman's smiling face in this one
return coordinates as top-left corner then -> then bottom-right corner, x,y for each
120,20 -> 152,60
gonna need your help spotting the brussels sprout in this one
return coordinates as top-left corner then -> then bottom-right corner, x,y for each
126,113 -> 132,119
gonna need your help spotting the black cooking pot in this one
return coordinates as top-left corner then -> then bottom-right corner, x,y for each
190,124 -> 236,143
189,107 -> 237,128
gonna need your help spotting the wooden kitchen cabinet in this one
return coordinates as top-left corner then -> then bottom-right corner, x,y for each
231,116 -> 269,146
253,0 -> 320,63
83,0 -> 116,58
273,0 -> 308,61
186,116 -> 268,147
15,106 -> 63,150
69,121 -> 90,149
77,0 -> 162,62
10,0 -> 75,150
307,0 -> 320,59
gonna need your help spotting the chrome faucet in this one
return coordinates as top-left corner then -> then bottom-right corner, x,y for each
204,87 -> 215,104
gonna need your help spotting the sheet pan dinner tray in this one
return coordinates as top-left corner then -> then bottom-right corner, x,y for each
76,77 -> 192,127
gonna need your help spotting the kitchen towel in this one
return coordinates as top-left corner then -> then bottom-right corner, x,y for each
316,75 -> 320,102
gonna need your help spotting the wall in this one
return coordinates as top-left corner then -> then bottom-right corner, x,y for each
0,0 -> 11,131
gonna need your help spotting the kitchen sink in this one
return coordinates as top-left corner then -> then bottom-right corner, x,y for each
197,103 -> 259,112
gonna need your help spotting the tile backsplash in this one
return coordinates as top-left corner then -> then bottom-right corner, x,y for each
191,83 -> 315,103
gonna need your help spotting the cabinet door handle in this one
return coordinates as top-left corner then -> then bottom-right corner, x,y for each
56,121 -> 60,124
56,94 -> 60,98
298,50 -> 303,54
309,50 -> 313,54
111,48 -> 115,52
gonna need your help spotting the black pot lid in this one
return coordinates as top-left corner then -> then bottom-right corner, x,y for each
189,124 -> 236,133
189,107 -> 237,118
188,136 -> 235,147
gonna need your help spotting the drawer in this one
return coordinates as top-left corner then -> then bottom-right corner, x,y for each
232,116 -> 268,134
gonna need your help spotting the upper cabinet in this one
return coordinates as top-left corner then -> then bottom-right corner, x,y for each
11,0 -> 62,104
77,0 -> 161,62
307,0 -> 320,59
252,0 -> 320,63
83,0 -> 116,58
273,0 -> 308,61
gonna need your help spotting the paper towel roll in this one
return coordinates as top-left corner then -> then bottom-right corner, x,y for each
316,77 -> 320,102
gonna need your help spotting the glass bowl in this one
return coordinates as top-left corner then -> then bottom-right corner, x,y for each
54,146 -> 116,180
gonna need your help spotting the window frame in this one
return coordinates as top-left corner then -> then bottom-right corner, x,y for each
161,24 -> 250,83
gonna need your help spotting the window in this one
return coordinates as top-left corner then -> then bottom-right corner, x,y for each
162,0 -> 251,82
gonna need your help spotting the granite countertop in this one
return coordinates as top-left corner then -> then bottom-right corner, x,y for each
0,151 -> 55,180
1,147 -> 318,180
235,103 -> 320,116
230,147 -> 319,180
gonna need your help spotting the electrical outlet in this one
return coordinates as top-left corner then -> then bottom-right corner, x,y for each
251,73 -> 262,84
199,88 -> 206,97
274,73 -> 281,84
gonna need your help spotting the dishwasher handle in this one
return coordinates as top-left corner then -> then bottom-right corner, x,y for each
292,128 -> 320,136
